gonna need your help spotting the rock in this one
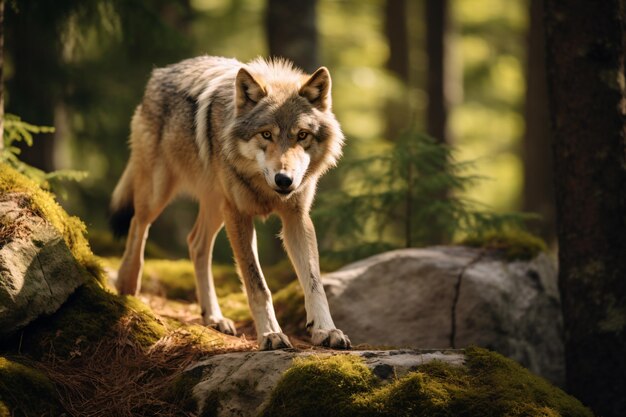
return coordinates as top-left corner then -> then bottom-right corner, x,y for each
323,247 -> 564,385
189,349 -> 465,417
0,193 -> 87,336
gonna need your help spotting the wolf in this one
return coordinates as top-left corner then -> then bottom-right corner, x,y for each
110,56 -> 351,350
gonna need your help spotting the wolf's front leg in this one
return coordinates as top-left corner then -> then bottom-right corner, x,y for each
223,202 -> 292,350
280,209 -> 351,349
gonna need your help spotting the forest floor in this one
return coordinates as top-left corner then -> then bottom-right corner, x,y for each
100,256 -> 313,343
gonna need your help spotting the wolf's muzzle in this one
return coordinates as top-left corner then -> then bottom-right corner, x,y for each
275,173 -> 293,194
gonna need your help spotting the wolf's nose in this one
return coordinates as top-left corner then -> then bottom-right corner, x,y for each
275,173 -> 293,189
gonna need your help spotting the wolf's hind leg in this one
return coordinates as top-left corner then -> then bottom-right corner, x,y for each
223,202 -> 292,350
188,195 -> 236,335
116,164 -> 174,295
117,217 -> 150,295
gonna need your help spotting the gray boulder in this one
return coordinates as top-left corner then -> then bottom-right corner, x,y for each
0,193 -> 87,336
190,349 -> 464,417
323,247 -> 564,385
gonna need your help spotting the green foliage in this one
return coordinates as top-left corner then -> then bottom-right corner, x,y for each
463,227 -> 548,261
2,114 -> 88,194
315,130 -> 533,261
261,347 -> 594,417
0,357 -> 64,416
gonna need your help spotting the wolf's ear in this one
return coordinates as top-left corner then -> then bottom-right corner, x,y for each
299,67 -> 332,111
235,68 -> 267,114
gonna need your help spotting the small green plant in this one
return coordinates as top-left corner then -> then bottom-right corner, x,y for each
314,129 -> 534,261
2,114 -> 87,192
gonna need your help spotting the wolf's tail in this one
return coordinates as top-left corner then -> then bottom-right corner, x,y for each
109,165 -> 134,238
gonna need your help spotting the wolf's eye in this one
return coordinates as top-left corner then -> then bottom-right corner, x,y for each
297,131 -> 309,141
261,131 -> 272,140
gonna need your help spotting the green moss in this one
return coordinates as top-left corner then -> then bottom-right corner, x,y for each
1,280 -> 166,359
0,357 -> 64,416
142,259 -> 199,300
219,280 -> 307,336
100,255 -> 300,303
273,280 -> 306,336
220,292 -> 252,322
180,323 -> 230,350
462,228 -> 548,261
88,228 -> 169,259
0,166 -> 168,359
261,348 -> 593,417
100,257 -> 243,301
99,255 -> 305,333
262,355 -> 375,417
262,259 -> 297,291
457,346 -> 592,417
0,164 -> 102,280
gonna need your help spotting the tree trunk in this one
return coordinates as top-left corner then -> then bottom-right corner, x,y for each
523,0 -> 555,243
5,4 -> 59,171
385,0 -> 409,82
0,0 -> 4,150
265,0 -> 318,73
544,1 -> 626,416
425,0 -> 449,144
383,0 -> 411,142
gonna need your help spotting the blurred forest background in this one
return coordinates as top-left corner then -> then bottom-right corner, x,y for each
3,2 -> 625,415
2,0 -> 553,264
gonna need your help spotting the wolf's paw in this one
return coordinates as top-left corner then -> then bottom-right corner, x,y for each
259,332 -> 293,350
115,277 -> 139,296
206,317 -> 237,336
311,328 -> 351,349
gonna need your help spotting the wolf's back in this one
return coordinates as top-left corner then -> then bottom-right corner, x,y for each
109,57 -> 241,237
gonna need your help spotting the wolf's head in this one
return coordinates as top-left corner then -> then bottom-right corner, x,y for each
229,59 -> 344,198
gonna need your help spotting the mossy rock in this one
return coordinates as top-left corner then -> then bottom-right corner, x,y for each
0,164 -> 102,279
0,357 -> 64,416
1,279 -> 166,359
261,347 -> 593,417
0,194 -> 90,336
462,228 -> 548,261
166,365 -> 206,414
